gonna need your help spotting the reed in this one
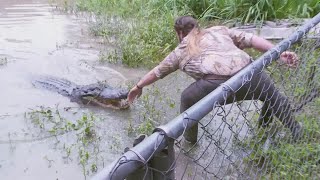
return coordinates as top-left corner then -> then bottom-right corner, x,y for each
73,0 -> 319,67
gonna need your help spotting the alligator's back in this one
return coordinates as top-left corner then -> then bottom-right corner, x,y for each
32,75 -> 78,97
32,75 -> 129,109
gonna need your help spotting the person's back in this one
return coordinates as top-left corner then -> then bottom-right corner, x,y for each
189,26 -> 252,76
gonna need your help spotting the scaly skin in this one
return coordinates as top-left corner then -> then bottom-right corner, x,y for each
32,76 -> 129,110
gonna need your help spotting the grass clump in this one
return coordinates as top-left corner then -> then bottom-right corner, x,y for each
25,106 -> 104,179
73,0 -> 180,68
239,98 -> 320,179
70,0 -> 320,68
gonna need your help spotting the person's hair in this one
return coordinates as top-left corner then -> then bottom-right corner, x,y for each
174,16 -> 205,57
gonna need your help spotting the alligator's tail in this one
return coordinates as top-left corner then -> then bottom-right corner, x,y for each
32,75 -> 78,97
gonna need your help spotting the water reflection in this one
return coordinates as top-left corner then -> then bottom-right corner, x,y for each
0,1 -> 147,179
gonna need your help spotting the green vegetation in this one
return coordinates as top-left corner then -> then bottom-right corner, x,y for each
241,99 -> 320,179
25,106 -> 103,179
126,85 -> 178,136
65,0 -> 320,68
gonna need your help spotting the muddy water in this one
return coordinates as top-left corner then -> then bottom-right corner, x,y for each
0,1 -> 252,179
0,0 -> 168,179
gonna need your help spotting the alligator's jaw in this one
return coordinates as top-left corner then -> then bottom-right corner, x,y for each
82,96 -> 129,110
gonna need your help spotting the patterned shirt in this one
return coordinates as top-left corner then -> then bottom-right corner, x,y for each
153,26 -> 254,80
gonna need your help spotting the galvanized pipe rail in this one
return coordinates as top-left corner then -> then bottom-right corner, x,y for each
92,13 -> 320,180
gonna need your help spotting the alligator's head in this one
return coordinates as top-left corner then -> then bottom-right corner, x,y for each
80,87 -> 130,110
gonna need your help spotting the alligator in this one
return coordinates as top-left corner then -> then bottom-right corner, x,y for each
32,76 -> 129,110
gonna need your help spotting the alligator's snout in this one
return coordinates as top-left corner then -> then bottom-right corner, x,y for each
99,88 -> 129,100
80,87 -> 130,110
118,89 -> 129,99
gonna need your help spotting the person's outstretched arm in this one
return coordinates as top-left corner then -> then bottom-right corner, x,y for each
127,42 -> 183,104
250,35 -> 274,52
251,35 -> 299,67
228,28 -> 299,68
127,69 -> 159,104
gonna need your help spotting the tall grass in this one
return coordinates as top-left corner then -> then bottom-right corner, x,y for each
72,0 -> 319,67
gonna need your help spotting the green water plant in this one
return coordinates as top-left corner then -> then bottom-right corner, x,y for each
25,106 -> 103,179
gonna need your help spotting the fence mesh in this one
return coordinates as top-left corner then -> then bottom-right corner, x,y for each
174,26 -> 319,180
95,17 -> 320,180
172,29 -> 319,180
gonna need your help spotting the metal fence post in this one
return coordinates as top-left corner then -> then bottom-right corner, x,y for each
126,134 -> 153,180
150,138 -> 175,180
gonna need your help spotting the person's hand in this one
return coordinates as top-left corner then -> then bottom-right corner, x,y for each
280,51 -> 299,68
127,86 -> 143,104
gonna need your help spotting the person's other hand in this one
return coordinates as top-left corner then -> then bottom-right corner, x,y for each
127,86 -> 142,104
280,51 -> 299,68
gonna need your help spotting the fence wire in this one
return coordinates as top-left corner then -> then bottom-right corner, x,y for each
92,14 -> 320,180
173,26 -> 320,180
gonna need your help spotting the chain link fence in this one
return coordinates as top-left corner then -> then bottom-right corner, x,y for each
92,13 -> 320,180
